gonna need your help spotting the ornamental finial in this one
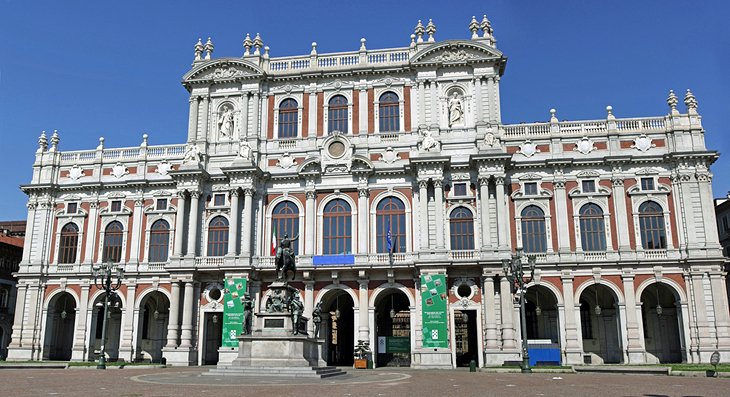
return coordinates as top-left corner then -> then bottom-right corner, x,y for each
469,16 -> 479,39
243,33 -> 252,56
97,136 -> 105,150
684,89 -> 698,112
204,37 -> 214,60
481,15 -> 493,37
426,19 -> 436,42
410,34 -> 416,48
414,20 -> 425,43
49,130 -> 59,151
311,42 -> 317,56
194,38 -> 204,61
667,89 -> 678,112
141,133 -> 149,147
549,108 -> 558,123
37,131 -> 48,153
253,33 -> 263,56
360,38 -> 366,52
606,105 -> 615,120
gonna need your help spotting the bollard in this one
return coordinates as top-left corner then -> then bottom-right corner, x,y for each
469,359 -> 476,372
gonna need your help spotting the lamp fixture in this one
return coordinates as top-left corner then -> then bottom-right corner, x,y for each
213,314 -> 219,324
335,295 -> 341,320
60,297 -> 68,320
655,284 -> 663,316
389,294 -> 396,319
594,284 -> 601,316
535,289 -> 542,316
153,291 -> 160,320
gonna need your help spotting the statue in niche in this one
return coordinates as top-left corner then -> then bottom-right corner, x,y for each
448,91 -> 464,127
218,104 -> 235,138
238,140 -> 252,160
182,143 -> 202,164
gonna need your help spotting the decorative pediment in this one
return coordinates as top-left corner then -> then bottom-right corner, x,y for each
635,167 -> 659,175
576,170 -> 601,178
411,41 -> 504,66
297,157 -> 322,176
321,79 -> 356,92
183,59 -> 264,83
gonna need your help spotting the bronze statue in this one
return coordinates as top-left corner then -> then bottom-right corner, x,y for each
312,301 -> 322,338
266,289 -> 286,313
289,293 -> 304,335
241,293 -> 253,335
275,233 -> 299,281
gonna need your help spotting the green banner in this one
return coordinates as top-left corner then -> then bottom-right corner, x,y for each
420,274 -> 448,348
386,336 -> 411,353
221,278 -> 248,348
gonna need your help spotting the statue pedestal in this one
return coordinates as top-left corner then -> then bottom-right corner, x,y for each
207,283 -> 345,378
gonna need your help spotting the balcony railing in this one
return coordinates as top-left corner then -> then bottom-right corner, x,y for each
194,257 -> 225,267
583,251 -> 608,261
267,47 -> 410,75
643,249 -> 668,260
501,116 -> 666,138
449,250 -> 479,260
368,253 -> 413,265
58,143 -> 187,165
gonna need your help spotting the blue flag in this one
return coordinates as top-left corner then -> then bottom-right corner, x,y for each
386,221 -> 393,253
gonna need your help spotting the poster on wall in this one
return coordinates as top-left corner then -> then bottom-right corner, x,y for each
221,278 -> 248,348
420,274 -> 448,349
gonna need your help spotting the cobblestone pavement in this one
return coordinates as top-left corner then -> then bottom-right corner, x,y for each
2,367 -> 730,397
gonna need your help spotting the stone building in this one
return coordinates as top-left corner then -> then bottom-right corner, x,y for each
0,224 -> 24,359
7,16 -> 729,367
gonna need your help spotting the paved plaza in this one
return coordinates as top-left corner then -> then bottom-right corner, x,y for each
1,367 -> 729,397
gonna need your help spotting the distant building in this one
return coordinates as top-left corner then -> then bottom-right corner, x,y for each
0,223 -> 24,359
6,16 -> 730,367
717,194 -> 730,258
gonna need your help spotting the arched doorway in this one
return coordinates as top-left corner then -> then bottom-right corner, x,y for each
579,284 -> 622,364
320,290 -> 355,366
640,283 -> 683,363
136,291 -> 169,363
43,292 -> 76,361
375,289 -> 411,367
89,292 -> 123,362
525,285 -> 560,343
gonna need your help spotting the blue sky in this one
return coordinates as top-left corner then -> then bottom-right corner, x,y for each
0,1 -> 728,220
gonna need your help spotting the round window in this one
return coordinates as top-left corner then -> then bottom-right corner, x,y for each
456,284 -> 472,299
208,287 -> 222,301
328,141 -> 346,158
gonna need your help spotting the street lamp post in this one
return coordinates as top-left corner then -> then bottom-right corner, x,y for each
92,262 -> 124,369
502,250 -> 536,373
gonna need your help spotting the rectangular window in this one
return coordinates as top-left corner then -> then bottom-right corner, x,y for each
213,194 -> 225,207
156,199 -> 168,211
524,182 -> 538,196
453,183 -> 467,197
581,180 -> 596,193
110,200 -> 122,212
641,177 -> 655,191
67,202 -> 78,214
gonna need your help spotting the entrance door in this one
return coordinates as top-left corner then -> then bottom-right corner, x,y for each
203,313 -> 222,365
600,314 -> 621,363
454,310 -> 477,367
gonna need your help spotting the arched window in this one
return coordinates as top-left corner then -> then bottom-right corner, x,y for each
378,92 -> 400,132
521,205 -> 547,253
278,98 -> 298,139
579,203 -> 606,251
103,221 -> 124,263
0,288 -> 9,309
376,197 -> 406,253
148,219 -> 170,262
328,95 -> 348,133
450,207 -> 475,250
639,201 -> 666,249
322,199 -> 351,255
207,216 -> 229,257
58,223 -> 79,264
272,201 -> 300,256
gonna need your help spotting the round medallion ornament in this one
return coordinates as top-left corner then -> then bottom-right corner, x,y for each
328,141 -> 346,158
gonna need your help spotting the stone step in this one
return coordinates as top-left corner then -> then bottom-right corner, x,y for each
205,366 -> 346,379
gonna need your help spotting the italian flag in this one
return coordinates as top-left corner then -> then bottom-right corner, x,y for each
271,224 -> 277,256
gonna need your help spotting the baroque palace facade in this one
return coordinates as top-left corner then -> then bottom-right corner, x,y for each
7,16 -> 729,368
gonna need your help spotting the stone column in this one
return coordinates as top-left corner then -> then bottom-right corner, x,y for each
241,188 -> 254,257
553,180 -> 570,253
358,278 -> 369,342
499,276 -> 516,349
495,176 -> 509,250
305,190 -> 316,255
21,203 -> 36,263
241,93 -> 250,138
697,173 -> 721,248
228,189 -> 240,256
252,93 -> 261,138
482,276 -> 498,349
186,192 -> 201,257
84,201 -> 100,263
129,198 -> 144,263
8,283 -> 27,349
709,271 -> 730,350
621,272 -> 645,362
357,188 -> 369,254
304,280 -> 315,335
118,283 -> 137,361
165,281 -> 180,348
418,180 -> 429,250
199,96 -> 210,141
433,179 -> 445,250
174,192 -> 187,257
474,77 -> 482,124
561,272 -> 583,364
179,281 -> 195,348
479,177 -> 492,249
187,96 -> 200,142
71,283 -> 90,360
611,176 -> 631,253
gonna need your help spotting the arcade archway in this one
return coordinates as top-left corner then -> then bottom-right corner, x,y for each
579,284 -> 623,364
89,292 -> 123,362
43,292 -> 76,361
320,289 -> 355,366
374,289 -> 411,367
136,291 -> 169,363
640,282 -> 683,363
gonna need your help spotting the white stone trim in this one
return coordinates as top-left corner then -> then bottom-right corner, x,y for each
316,193 -> 358,255
368,191 -> 413,253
